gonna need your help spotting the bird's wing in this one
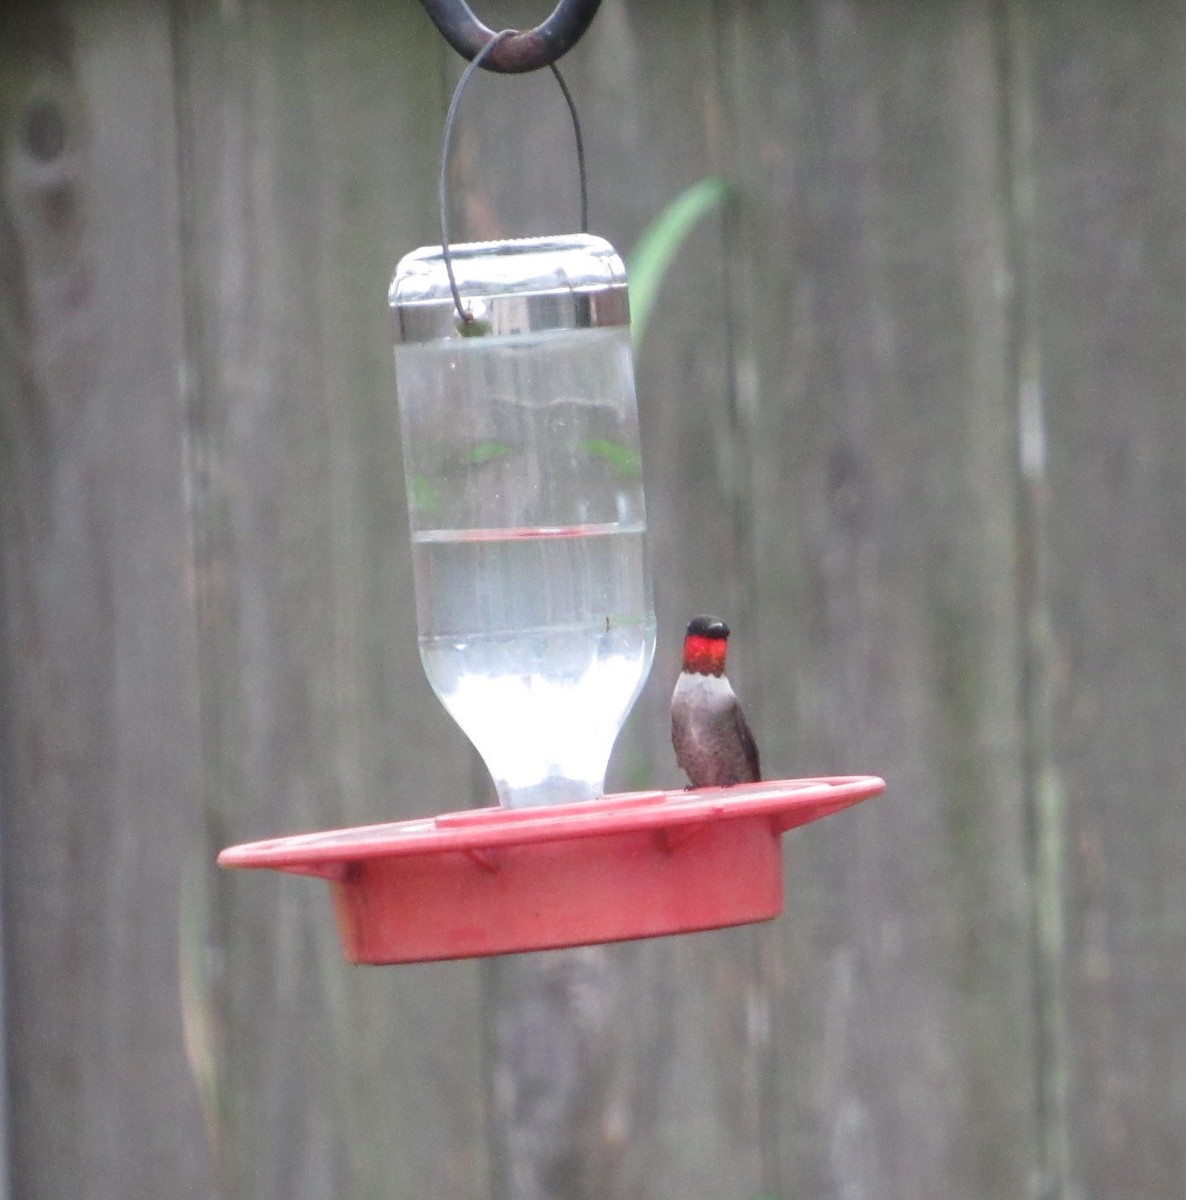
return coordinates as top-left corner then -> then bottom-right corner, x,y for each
735,705 -> 761,782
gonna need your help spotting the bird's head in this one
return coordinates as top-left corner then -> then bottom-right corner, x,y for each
682,615 -> 731,676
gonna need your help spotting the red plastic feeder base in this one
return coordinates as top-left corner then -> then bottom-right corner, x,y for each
217,775 -> 883,964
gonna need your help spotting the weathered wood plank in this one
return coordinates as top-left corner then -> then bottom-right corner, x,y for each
1028,4 -> 1186,1195
173,1 -> 487,1196
724,2 -> 1040,1196
0,2 -> 212,1196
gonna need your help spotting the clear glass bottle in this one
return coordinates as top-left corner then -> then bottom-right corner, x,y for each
390,234 -> 655,808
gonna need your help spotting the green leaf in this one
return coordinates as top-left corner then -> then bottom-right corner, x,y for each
408,474 -> 441,516
466,441 -> 511,465
627,177 -> 732,349
580,437 -> 642,478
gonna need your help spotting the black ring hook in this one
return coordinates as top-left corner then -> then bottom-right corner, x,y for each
418,0 -> 603,73
439,31 -> 589,330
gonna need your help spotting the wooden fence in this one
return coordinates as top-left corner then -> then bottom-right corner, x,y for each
2,1 -> 1184,1197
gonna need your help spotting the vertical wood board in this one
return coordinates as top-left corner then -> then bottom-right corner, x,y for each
172,1 -> 486,1196
1029,5 -> 1186,1195
724,2 -> 1039,1196
0,2 -> 211,1197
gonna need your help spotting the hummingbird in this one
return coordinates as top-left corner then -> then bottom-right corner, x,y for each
671,615 -> 761,788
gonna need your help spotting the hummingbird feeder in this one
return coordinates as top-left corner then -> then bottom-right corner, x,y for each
218,3 -> 882,964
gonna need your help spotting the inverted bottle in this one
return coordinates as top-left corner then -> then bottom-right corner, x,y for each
391,236 -> 655,808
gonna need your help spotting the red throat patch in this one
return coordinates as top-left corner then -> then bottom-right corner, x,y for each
682,634 -> 728,676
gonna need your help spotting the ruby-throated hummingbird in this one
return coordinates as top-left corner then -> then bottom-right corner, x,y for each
671,615 -> 761,788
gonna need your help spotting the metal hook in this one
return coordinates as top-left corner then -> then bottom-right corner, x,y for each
418,0 -> 603,74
